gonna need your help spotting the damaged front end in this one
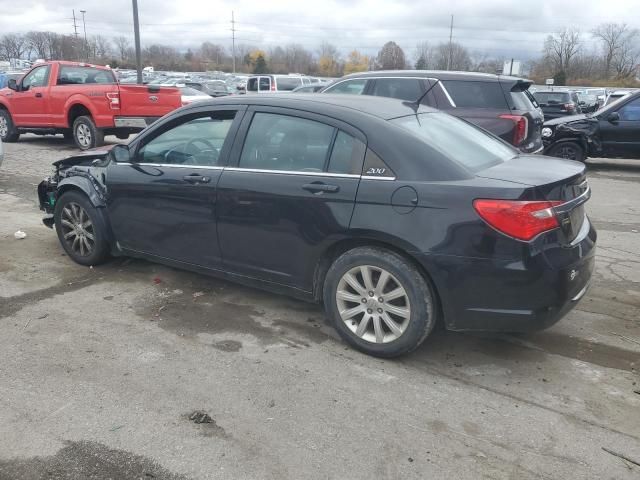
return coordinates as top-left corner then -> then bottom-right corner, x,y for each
37,146 -> 113,228
543,115 -> 601,156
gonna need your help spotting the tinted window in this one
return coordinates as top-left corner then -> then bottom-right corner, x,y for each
22,65 -> 50,89
392,112 -> 516,172
511,90 -> 537,111
247,77 -> 258,91
534,92 -> 570,104
370,78 -> 423,101
259,77 -> 271,91
240,113 -> 334,172
324,79 -> 367,95
443,80 -> 508,109
138,112 -> 236,166
57,66 -> 115,85
275,77 -> 303,91
618,98 -> 640,121
328,131 -> 366,174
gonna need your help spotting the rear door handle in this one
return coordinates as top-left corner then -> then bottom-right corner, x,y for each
302,182 -> 340,194
35,92 -> 43,98
183,173 -> 211,184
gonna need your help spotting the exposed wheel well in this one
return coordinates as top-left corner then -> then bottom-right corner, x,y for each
312,239 -> 443,319
67,105 -> 92,128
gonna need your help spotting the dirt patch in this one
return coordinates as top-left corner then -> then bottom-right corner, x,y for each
212,340 -> 243,352
0,440 -> 186,480
185,412 -> 229,439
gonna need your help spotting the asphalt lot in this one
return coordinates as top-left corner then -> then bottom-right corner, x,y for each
0,134 -> 639,480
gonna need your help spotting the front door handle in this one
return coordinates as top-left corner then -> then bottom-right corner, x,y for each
302,182 -> 340,194
183,173 -> 211,184
35,92 -> 43,98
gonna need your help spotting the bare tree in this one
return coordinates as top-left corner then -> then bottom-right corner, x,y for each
375,41 -> 406,70
113,36 -> 131,62
543,29 -> 581,75
432,42 -> 471,70
414,41 -> 435,69
0,33 -> 27,60
25,31 -> 49,60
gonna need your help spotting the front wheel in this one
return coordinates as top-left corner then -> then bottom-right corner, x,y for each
547,141 -> 585,162
73,115 -> 104,150
0,109 -> 20,142
54,191 -> 110,266
323,247 -> 438,357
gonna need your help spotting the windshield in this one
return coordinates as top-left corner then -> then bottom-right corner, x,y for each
594,94 -> 634,116
392,112 -> 517,172
533,92 -> 569,104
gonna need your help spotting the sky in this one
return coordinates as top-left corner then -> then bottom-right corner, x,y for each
0,0 -> 638,61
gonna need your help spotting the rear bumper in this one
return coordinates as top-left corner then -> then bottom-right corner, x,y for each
113,117 -> 161,130
417,217 -> 597,332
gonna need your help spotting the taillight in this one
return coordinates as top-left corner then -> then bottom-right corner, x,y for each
564,103 -> 575,111
106,92 -> 120,110
271,81 -> 276,91
473,199 -> 563,241
499,114 -> 528,146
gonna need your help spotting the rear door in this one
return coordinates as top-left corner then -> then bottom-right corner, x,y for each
106,107 -> 245,267
599,96 -> 640,158
10,64 -> 51,126
118,84 -> 181,117
216,107 -> 366,290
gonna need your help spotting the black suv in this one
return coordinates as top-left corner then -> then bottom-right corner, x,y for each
533,90 -> 582,120
321,71 -> 544,154
542,90 -> 640,161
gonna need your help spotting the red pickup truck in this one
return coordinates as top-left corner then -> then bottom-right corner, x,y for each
0,61 -> 182,150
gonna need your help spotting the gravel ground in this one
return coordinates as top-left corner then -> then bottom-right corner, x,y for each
0,134 -> 639,480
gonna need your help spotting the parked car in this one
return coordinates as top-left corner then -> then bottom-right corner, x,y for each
246,75 -> 305,93
37,94 -> 595,357
604,90 -> 633,106
577,93 -> 599,113
533,90 -> 582,119
320,71 -> 544,154
0,61 -> 182,149
292,84 -> 326,93
542,90 -> 640,161
176,86 -> 213,105
196,81 -> 233,97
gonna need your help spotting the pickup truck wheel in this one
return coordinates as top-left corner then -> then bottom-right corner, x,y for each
73,116 -> 104,150
0,109 -> 20,142
54,191 -> 110,266
547,142 -> 585,162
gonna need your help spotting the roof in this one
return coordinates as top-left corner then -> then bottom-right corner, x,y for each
183,93 -> 438,120
340,70 -> 530,83
41,60 -> 112,70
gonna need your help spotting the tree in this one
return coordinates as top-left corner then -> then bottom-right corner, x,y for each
113,36 -> 131,62
414,41 -> 434,69
317,42 -> 341,76
0,33 -> 27,60
543,29 -> 581,76
253,53 -> 268,74
431,42 -> 471,70
592,23 -> 639,79
375,41 -> 405,70
344,50 -> 369,74
553,70 -> 567,86
25,31 -> 49,60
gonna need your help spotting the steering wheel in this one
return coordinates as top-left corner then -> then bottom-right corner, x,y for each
185,138 -> 216,154
184,138 -> 219,165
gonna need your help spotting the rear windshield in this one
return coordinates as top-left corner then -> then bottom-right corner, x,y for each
391,112 -> 516,172
533,92 -> 570,104
442,80 -> 508,109
57,65 -> 116,85
275,77 -> 303,91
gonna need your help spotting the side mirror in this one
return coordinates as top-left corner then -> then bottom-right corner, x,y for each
110,144 -> 131,163
607,112 -> 620,123
7,79 -> 18,91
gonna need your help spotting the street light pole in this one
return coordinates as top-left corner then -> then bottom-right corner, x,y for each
132,0 -> 143,84
80,10 -> 88,61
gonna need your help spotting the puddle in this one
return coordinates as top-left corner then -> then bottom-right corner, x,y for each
0,440 -> 186,480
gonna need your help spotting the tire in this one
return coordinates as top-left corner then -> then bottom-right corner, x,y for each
54,190 -> 110,266
323,247 -> 438,358
72,115 -> 104,150
547,142 -> 585,162
0,109 -> 20,142
115,132 -> 130,140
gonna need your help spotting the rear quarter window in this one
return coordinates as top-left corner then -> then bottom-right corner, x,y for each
275,77 -> 303,91
442,80 -> 508,109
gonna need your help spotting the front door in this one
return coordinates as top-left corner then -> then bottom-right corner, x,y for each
11,64 -> 51,126
106,108 -> 244,268
600,97 -> 640,158
216,108 -> 366,291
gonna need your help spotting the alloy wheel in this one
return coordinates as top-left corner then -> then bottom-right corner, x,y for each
76,124 -> 92,148
336,265 -> 411,344
0,116 -> 8,138
59,202 -> 95,257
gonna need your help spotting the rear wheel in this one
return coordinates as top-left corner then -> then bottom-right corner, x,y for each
323,247 -> 438,357
0,109 -> 20,142
547,142 -> 585,162
73,115 -> 104,150
54,191 -> 110,266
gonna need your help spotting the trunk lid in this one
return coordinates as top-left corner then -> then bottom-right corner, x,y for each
477,155 -> 589,243
118,84 -> 182,117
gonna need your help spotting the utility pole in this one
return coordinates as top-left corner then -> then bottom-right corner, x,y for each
447,14 -> 454,71
72,9 -> 80,61
231,11 -> 236,73
132,0 -> 143,84
80,10 -> 88,61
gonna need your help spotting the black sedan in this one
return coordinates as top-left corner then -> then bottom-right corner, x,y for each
37,95 -> 596,357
